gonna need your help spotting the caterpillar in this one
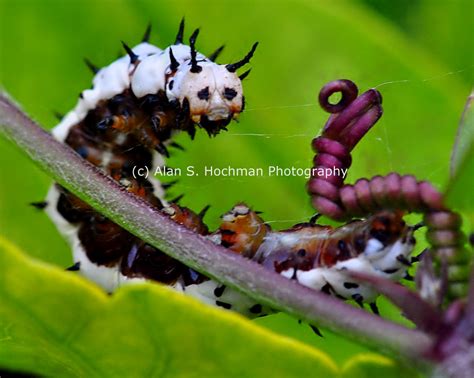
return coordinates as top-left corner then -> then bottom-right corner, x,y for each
44,19 -> 256,294
39,20 -> 420,319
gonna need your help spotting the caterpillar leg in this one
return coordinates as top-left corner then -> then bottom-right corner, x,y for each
30,201 -> 48,210
309,324 -> 324,337
369,302 -> 380,315
66,262 -> 81,271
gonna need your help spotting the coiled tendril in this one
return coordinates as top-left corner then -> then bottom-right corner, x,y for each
308,79 -> 470,305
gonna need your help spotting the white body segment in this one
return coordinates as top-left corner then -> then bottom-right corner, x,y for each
131,44 -> 205,98
45,185 -> 122,292
130,52 -> 169,98
183,280 -> 269,317
53,42 -> 161,142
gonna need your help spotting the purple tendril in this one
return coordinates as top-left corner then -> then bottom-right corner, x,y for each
308,79 -> 470,306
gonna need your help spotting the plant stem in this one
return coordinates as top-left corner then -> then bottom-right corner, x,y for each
0,93 -> 433,362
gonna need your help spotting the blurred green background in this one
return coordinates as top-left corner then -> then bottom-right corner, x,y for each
0,0 -> 472,368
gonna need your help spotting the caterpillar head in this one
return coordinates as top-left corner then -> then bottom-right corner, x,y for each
166,30 -> 258,136
218,203 -> 268,257
173,64 -> 244,129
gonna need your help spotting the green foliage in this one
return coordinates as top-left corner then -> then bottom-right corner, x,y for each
447,92 -> 474,216
0,236 -> 339,377
0,0 -> 471,375
340,354 -> 421,378
362,0 -> 474,84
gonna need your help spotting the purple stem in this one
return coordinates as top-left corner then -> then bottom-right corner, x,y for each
0,92 -> 433,361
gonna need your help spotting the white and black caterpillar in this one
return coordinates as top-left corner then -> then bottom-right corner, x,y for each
36,20 -> 418,320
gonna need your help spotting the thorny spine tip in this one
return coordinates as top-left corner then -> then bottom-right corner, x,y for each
175,17 -> 185,45
121,41 -> 139,64
208,45 -> 225,62
189,28 -> 202,73
226,42 -> 259,73
239,69 -> 252,81
84,58 -> 99,74
169,48 -> 179,71
141,23 -> 152,43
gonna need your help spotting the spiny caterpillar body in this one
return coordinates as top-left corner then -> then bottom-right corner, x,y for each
41,20 -> 417,319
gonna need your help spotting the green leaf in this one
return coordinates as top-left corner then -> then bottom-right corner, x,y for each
0,235 -> 338,377
362,0 -> 474,85
0,0 -> 470,367
340,353 -> 422,378
446,91 -> 474,213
